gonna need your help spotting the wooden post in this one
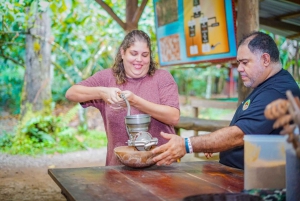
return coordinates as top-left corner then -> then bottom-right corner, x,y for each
229,65 -> 234,98
236,0 -> 259,104
193,107 -> 199,137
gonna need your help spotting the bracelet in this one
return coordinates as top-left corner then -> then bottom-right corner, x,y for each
185,138 -> 193,153
184,138 -> 189,153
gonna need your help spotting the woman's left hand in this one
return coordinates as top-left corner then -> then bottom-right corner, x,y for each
119,90 -> 135,104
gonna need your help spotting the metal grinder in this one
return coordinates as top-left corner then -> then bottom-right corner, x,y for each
120,94 -> 158,151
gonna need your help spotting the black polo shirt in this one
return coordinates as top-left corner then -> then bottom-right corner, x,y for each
219,69 -> 300,169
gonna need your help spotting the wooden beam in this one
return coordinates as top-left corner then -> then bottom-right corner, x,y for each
272,11 -> 300,20
174,117 -> 231,132
237,0 -> 258,105
260,17 -> 300,32
95,0 -> 126,30
287,32 -> 300,39
284,0 -> 300,6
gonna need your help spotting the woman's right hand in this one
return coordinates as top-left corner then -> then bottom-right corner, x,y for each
101,87 -> 122,105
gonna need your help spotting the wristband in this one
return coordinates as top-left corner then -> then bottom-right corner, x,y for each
184,138 -> 189,153
185,138 -> 193,153
187,137 -> 193,153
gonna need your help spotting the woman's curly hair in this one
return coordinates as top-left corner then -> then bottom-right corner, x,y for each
112,30 -> 157,85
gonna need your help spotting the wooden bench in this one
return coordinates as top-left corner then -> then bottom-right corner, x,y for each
175,98 -> 238,154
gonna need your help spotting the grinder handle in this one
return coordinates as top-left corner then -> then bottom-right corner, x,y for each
119,93 -> 131,116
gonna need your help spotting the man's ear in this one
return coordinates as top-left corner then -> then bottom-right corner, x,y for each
262,53 -> 271,67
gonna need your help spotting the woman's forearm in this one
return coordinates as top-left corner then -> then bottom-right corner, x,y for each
65,85 -> 106,103
130,95 -> 180,126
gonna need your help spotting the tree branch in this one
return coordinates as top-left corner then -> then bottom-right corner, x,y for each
0,31 -> 29,35
51,61 -> 75,85
132,0 -> 148,25
33,78 -> 50,104
0,51 -> 25,68
2,18 -> 9,31
82,40 -> 105,79
0,42 -> 25,45
95,0 -> 126,30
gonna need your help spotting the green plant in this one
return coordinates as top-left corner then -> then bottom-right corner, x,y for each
0,104 -> 107,155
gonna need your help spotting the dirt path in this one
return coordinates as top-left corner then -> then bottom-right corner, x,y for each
0,106 -> 107,201
0,148 -> 107,201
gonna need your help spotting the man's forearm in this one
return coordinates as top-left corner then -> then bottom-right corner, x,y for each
191,126 -> 244,153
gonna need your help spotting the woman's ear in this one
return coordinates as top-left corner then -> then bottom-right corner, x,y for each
262,53 -> 271,67
121,49 -> 124,59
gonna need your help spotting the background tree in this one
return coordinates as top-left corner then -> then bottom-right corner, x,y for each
22,4 -> 51,116
96,0 -> 148,32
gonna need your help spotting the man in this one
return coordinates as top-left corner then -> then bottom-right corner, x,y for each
152,31 -> 300,169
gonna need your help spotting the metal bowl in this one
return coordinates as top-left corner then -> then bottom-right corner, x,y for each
114,146 -> 157,168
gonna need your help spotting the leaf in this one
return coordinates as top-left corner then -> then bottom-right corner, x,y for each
58,0 -> 67,13
6,11 -> 15,21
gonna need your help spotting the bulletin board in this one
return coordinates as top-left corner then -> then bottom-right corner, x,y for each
153,0 -> 237,66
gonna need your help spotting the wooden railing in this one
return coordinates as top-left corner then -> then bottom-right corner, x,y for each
175,98 -> 237,137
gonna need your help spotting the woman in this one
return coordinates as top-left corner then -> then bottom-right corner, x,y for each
65,30 -> 180,166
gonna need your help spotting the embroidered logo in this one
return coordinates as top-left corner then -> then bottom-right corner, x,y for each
243,99 -> 250,111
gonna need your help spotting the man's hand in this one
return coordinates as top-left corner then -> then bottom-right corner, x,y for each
152,132 -> 186,166
204,152 -> 213,159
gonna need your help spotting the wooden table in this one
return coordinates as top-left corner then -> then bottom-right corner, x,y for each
48,161 -> 244,201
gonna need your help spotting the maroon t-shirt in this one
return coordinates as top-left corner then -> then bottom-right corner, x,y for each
78,69 -> 180,166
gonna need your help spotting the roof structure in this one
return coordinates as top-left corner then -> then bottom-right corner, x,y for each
259,0 -> 300,41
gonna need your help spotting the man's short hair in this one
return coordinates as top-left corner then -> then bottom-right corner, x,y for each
238,31 -> 280,62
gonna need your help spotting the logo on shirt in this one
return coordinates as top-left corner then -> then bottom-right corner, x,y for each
243,99 -> 250,111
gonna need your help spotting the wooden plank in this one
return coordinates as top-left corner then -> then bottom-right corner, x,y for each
190,99 -> 237,109
48,167 -> 162,201
175,116 -> 230,132
182,161 -> 244,192
115,163 -> 230,200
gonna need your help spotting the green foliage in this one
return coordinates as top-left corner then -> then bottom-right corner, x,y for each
1,0 -> 159,113
261,29 -> 300,82
0,0 -> 158,156
0,105 -> 107,155
198,108 -> 234,120
170,66 -> 229,97
0,0 -> 27,68
0,65 -> 24,114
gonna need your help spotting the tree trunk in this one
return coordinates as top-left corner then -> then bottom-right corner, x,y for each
95,0 -> 148,32
236,0 -> 259,104
22,10 -> 52,116
126,0 -> 138,32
